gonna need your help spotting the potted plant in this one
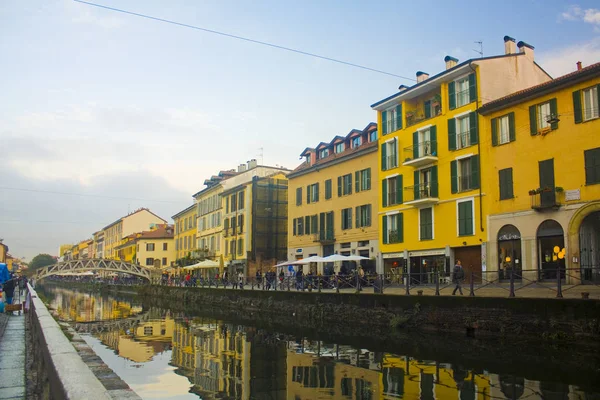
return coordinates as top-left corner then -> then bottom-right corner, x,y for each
432,94 -> 441,107
555,186 -> 564,193
404,157 -> 412,162
528,190 -> 536,196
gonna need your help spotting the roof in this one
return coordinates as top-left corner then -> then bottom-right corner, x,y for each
479,62 -> 600,114
102,208 -> 167,231
171,203 -> 196,219
192,170 -> 238,198
298,122 -> 377,157
138,224 -> 174,240
370,53 -> 544,109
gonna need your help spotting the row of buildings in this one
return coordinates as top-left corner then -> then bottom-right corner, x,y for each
0,240 -> 26,273
63,36 -> 600,283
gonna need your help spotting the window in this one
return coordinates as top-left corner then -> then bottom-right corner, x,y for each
162,257 -> 167,266
369,130 -> 378,142
383,213 -> 403,244
319,148 -> 330,159
307,183 -> 319,203
584,147 -> 600,185
355,205 -> 371,228
499,168 -> 514,200
163,243 -> 168,251
449,73 -> 476,110
415,127 -> 436,158
341,208 -> 352,230
455,76 -> 470,107
381,139 -> 398,171
237,239 -> 243,255
419,208 -> 433,240
145,258 -> 154,266
146,243 -> 155,251
230,216 -> 236,232
175,240 -> 179,251
491,113 -> 515,146
456,115 -> 470,149
355,168 -> 371,192
293,218 -> 304,236
325,179 -> 332,199
184,218 -> 188,231
335,143 -> 344,153
238,191 -> 245,209
458,200 -> 474,236
304,215 -> 311,235
296,187 -> 302,206
583,86 -> 599,121
338,174 -> 352,196
144,326 -> 153,335
229,240 -> 236,256
225,196 -> 230,213
237,214 -> 244,233
184,236 -> 188,250
230,194 -> 237,212
381,104 -> 402,135
529,99 -> 558,133
351,136 -> 361,148
382,175 -> 403,207
451,156 -> 479,193
224,218 -> 229,235
413,167 -> 438,200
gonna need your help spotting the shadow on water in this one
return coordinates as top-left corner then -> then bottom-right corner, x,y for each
37,284 -> 600,400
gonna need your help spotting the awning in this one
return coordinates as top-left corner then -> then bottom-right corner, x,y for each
183,260 -> 220,270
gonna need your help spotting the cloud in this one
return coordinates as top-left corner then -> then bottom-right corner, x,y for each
538,38 -> 600,77
560,5 -> 600,26
561,5 -> 583,21
65,0 -> 123,29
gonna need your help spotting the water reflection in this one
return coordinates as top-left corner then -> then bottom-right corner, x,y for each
39,285 -> 597,400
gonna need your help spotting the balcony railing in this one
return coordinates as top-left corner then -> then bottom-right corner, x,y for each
404,183 -> 439,204
387,229 -> 402,244
458,175 -> 475,192
387,190 -> 401,206
314,229 -> 335,243
384,155 -> 398,170
383,118 -> 400,135
406,107 -> 442,127
403,141 -> 438,167
192,249 -> 216,259
530,189 -> 561,211
455,131 -> 472,149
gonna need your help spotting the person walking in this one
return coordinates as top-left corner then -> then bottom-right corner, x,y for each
238,271 -> 244,289
3,275 -> 16,305
452,260 -> 465,295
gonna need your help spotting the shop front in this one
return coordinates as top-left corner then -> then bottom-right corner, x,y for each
408,249 -> 447,285
497,224 -> 522,281
383,252 -> 404,285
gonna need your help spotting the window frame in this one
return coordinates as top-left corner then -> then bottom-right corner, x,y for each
499,168 -> 514,200
319,148 -> 330,159
498,115 -> 510,145
457,198 -> 475,237
341,208 -> 352,230
536,101 -> 551,130
335,143 -> 344,153
583,86 -> 599,121
369,130 -> 378,142
356,204 -> 371,228
342,174 -> 352,196
145,257 -> 154,266
455,76 -> 470,108
418,207 -> 434,241
456,114 -> 470,149
385,212 -> 403,244
584,147 -> 600,185
146,243 -> 155,251
351,136 -> 361,148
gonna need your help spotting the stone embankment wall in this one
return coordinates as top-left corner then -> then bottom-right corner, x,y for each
137,285 -> 600,341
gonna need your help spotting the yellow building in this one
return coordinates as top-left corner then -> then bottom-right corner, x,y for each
92,231 -> 104,259
135,224 -> 175,269
287,123 -> 380,273
0,241 -> 7,264
371,36 -> 551,280
58,244 -> 73,258
114,234 -> 138,263
478,61 -> 600,284
71,244 -> 80,260
102,208 -> 167,260
172,204 -> 197,262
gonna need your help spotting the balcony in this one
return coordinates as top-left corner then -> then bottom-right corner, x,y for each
386,229 -> 402,244
386,190 -> 402,207
530,188 -> 562,211
313,229 -> 335,244
403,141 -> 438,167
405,94 -> 442,128
192,249 -> 216,259
404,183 -> 439,206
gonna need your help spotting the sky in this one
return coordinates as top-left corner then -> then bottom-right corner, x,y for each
1,0 -> 600,260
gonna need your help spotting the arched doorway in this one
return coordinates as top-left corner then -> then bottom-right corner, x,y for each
537,220 -> 565,281
497,225 -> 522,281
579,211 -> 600,283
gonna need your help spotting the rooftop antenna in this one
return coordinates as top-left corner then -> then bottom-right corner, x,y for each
473,41 -> 483,58
258,147 -> 264,165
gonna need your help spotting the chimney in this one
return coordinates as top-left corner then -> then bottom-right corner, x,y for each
576,61 -> 582,71
237,164 -> 247,172
247,159 -> 258,169
504,36 -> 516,54
517,41 -> 534,61
416,71 -> 429,83
397,84 -> 409,92
444,56 -> 458,70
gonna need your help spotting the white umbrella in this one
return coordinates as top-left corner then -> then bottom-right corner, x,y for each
295,255 -> 327,264
273,260 -> 302,267
345,255 -> 369,261
197,259 -> 219,268
322,254 -> 350,262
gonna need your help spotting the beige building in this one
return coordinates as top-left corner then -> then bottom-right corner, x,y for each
172,204 -> 197,262
133,224 -> 176,268
102,208 -> 167,259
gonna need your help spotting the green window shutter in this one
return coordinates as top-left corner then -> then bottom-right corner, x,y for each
348,208 -> 352,229
398,213 -> 404,243
337,176 -> 342,197
458,203 -> 465,235
448,81 -> 456,110
305,216 -> 310,234
381,111 -> 388,135
430,125 -> 437,154
467,201 -> 474,235
431,166 -> 438,197
499,170 -> 505,200
355,171 -> 360,193
396,104 -> 403,130
348,175 -> 353,194
507,168 -> 514,198
382,178 -> 388,207
469,112 -> 478,145
491,118 -> 498,147
450,160 -> 458,194
499,168 -> 513,200
573,90 -> 582,124
366,168 -> 371,190
413,170 -> 420,200
396,175 -> 403,204
293,218 -> 297,236
584,149 -> 597,185
382,215 -> 388,244
366,204 -> 372,227
296,188 -> 302,205
355,206 -> 359,228
508,112 -> 516,142
529,105 -> 537,135
448,118 -> 456,150
306,185 -> 310,203
412,131 -> 418,159
424,100 -> 432,119
315,183 -> 319,202
459,201 -> 474,236
549,98 -> 558,130
325,180 -> 331,199
470,155 -> 480,189
468,73 -> 477,103
381,142 -> 387,171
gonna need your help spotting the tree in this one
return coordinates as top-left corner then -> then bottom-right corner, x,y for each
29,254 -> 56,271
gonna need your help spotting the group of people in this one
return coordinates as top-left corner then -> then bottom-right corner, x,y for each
0,263 -> 28,305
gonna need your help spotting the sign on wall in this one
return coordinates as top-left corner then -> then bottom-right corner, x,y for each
481,242 -> 487,272
565,189 -> 580,202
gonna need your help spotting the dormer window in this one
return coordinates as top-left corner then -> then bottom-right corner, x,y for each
351,136 -> 361,148
319,148 -> 330,159
369,130 -> 378,142
304,155 -> 310,164
335,143 -> 344,153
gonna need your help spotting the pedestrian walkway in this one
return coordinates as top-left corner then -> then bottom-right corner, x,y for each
0,311 -> 26,400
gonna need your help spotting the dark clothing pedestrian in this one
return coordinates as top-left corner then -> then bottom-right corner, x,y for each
452,263 -> 465,295
3,278 -> 16,304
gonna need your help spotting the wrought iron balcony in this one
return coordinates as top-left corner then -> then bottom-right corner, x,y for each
313,229 -> 335,244
403,140 -> 438,167
403,183 -> 439,206
530,188 -> 561,211
384,155 -> 398,170
386,229 -> 402,244
383,118 -> 400,135
192,249 -> 216,259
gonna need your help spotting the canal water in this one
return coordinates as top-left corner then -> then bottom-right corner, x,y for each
38,285 -> 599,400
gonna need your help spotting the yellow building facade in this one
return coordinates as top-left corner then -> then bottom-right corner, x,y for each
0,242 -> 7,264
371,36 -> 551,280
288,123 -> 380,273
102,208 -> 167,259
172,204 -> 197,261
479,61 -> 600,283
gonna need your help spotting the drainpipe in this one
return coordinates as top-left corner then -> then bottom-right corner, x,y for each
470,61 -> 484,233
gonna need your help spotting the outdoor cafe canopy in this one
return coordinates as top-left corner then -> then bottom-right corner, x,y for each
273,254 -> 369,267
183,259 -> 220,270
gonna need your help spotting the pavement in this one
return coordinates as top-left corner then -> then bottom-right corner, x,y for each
0,305 -> 26,400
